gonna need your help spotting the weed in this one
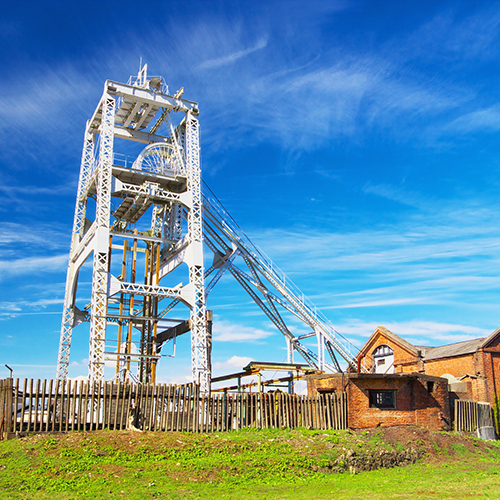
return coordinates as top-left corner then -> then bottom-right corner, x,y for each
1,428 -> 499,499
395,442 -> 405,452
451,443 -> 470,456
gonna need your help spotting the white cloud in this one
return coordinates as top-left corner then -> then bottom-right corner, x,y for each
0,222 -> 69,248
199,38 -> 268,69
212,320 -> 275,342
0,254 -> 67,279
442,106 -> 500,134
0,297 -> 64,320
213,355 -> 253,372
324,297 -> 424,309
156,374 -> 194,385
333,319 -> 492,345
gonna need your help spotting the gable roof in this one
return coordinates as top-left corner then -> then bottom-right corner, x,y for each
479,326 -> 500,349
422,338 -> 485,361
358,325 -> 500,362
358,326 -> 419,358
422,327 -> 500,359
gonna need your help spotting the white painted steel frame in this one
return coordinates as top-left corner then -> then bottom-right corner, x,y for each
88,95 -> 115,381
57,70 -> 210,389
56,125 -> 94,380
58,66 -> 362,391
201,189 -> 361,373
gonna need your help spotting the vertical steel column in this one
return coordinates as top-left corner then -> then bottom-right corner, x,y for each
286,337 -> 293,394
56,125 -> 94,380
316,329 -> 325,371
164,202 -> 183,241
88,95 -> 115,381
151,205 -> 164,238
185,112 -> 210,393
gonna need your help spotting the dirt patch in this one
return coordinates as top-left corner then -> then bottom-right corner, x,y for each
374,425 -> 488,461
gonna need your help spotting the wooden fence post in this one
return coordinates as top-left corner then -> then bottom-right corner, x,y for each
1,378 -> 13,438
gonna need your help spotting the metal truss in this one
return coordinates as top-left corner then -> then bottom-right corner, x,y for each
113,282 -> 183,299
201,185 -> 361,373
57,66 -> 209,388
56,127 -> 94,380
185,113 -> 210,392
57,65 -> 363,391
87,95 -> 115,380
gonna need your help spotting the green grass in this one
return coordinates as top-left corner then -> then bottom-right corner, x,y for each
1,427 -> 499,499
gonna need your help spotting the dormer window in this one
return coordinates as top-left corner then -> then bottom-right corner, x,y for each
372,344 -> 395,374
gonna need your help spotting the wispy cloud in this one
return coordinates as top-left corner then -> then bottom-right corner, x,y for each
0,183 -> 77,214
0,297 -> 63,320
393,6 -> 500,63
199,38 -> 268,69
0,182 -> 76,198
335,319 -> 492,346
0,298 -> 63,312
325,297 -> 424,309
131,7 -> 469,156
0,254 -> 68,279
248,200 -> 500,316
362,182 -> 426,208
0,222 -> 69,249
0,64 -> 100,130
440,105 -> 500,134
212,320 -> 275,342
0,2 -> 485,164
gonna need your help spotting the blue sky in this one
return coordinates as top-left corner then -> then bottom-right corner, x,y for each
1,0 -> 500,385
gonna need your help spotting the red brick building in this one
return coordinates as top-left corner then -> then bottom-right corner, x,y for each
307,372 -> 450,430
356,326 -> 500,404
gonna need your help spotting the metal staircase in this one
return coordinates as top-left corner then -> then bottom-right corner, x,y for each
201,184 -> 362,373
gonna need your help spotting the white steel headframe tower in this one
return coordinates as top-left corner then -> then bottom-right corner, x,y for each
56,66 -> 211,391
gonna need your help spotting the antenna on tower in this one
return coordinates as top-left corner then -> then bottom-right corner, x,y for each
136,62 -> 148,87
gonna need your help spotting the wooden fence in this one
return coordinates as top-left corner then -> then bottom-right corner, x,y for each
0,378 -> 347,439
454,399 -> 494,433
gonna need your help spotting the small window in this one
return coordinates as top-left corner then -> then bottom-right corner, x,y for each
426,381 -> 434,393
378,359 -> 385,366
369,390 -> 396,409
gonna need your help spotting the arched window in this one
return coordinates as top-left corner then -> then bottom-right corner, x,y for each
372,344 -> 395,374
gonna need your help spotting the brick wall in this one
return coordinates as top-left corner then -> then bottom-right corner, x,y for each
307,373 -> 450,431
491,354 -> 500,401
358,331 -> 418,373
423,355 -> 475,378
356,327 -> 500,406
424,352 -> 498,404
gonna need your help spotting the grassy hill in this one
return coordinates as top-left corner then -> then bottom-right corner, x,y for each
1,426 -> 499,499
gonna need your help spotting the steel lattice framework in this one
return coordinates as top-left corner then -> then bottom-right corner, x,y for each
200,186 -> 363,374
57,66 -> 364,392
56,66 -> 211,390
